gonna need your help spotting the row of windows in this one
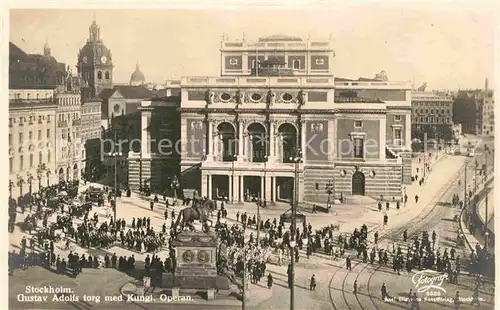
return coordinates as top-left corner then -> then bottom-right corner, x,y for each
82,107 -> 100,114
9,115 -> 52,127
10,129 -> 51,145
58,97 -> 80,106
412,101 -> 451,107
412,116 -> 451,123
61,128 -> 81,139
58,112 -> 80,122
97,71 -> 110,80
413,109 -> 450,115
9,151 -> 51,173
12,93 -> 52,100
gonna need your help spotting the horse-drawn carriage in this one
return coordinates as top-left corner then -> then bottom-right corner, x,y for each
84,187 -> 105,203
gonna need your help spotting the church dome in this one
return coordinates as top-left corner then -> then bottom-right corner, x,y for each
77,19 -> 113,67
130,64 -> 146,86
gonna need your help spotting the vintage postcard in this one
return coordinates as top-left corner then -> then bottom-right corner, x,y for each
4,2 -> 497,309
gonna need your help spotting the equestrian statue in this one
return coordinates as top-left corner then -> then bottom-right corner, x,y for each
173,198 -> 215,233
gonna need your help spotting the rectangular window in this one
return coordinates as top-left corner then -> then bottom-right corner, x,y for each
19,133 -> 23,144
394,115 -> 401,122
9,158 -> 13,173
354,120 -> 363,128
394,129 -> 402,145
29,131 -> 33,140
9,134 -> 12,145
38,130 -> 42,140
29,154 -> 33,168
47,129 -> 50,139
20,155 -> 23,170
353,138 -> 364,158
39,153 -> 42,165
47,151 -> 51,163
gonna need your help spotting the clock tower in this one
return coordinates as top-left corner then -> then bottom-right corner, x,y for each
77,18 -> 114,98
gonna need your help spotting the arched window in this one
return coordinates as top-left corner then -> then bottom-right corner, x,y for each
97,71 -> 102,79
293,59 -> 300,70
105,71 -> 110,79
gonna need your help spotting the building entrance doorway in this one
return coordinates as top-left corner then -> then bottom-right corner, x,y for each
352,171 -> 365,195
243,176 -> 261,202
58,168 -> 65,183
276,177 -> 294,202
212,175 -> 229,200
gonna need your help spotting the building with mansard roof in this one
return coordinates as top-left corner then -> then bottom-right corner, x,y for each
129,34 -> 413,205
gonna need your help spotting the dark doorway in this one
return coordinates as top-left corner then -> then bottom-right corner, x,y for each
212,175 -> 229,200
352,171 -> 365,195
276,177 -> 294,202
243,176 -> 261,202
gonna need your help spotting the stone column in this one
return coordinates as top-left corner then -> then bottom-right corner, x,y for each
239,175 -> 244,202
271,177 -> 277,202
265,176 -> 272,203
201,172 -> 208,198
268,121 -> 275,161
237,120 -> 244,161
228,175 -> 233,202
141,110 -> 151,158
260,176 -> 265,200
207,120 -> 214,158
405,113 -> 411,149
232,174 -> 240,203
207,174 -> 212,200
300,120 -> 306,160
379,117 -> 387,160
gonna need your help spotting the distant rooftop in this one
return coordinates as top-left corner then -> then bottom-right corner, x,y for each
258,34 -> 303,42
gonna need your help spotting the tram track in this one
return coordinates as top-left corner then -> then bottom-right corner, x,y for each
328,161 -> 467,310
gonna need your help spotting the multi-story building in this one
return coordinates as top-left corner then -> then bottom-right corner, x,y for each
8,41 -> 65,198
476,79 -> 494,136
453,90 -> 481,135
9,89 -> 58,198
81,97 -> 103,176
133,35 -> 412,203
411,91 -> 453,140
54,69 -> 84,182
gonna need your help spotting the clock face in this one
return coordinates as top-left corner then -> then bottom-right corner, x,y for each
229,57 -> 238,65
101,56 -> 107,63
83,57 -> 88,64
113,104 -> 121,113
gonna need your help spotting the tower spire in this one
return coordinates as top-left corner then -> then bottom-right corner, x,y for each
44,36 -> 51,56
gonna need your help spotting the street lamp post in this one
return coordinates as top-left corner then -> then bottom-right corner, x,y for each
171,175 -> 179,205
111,151 -> 122,220
16,175 -> 24,196
484,147 -> 489,252
37,164 -> 46,192
241,222 -> 247,310
27,172 -> 34,197
289,148 -> 302,310
325,180 -> 334,210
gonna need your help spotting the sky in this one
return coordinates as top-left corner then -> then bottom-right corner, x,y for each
9,5 -> 497,90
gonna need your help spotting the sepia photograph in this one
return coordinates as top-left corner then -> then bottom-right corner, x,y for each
5,3 -> 497,309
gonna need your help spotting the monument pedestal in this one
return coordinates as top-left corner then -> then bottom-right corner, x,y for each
162,231 -> 230,299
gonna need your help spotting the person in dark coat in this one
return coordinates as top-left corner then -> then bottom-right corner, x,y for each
309,274 -> 316,291
383,214 -> 388,226
150,201 -> 154,211
346,256 -> 352,270
164,210 -> 168,220
267,273 -> 273,289
381,283 -> 388,301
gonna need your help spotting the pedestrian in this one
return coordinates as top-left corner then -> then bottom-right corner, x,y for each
410,292 -> 420,310
470,286 -> 480,307
378,201 -> 382,211
309,274 -> 316,291
381,283 -> 388,301
404,194 -> 408,204
374,231 -> 379,244
383,214 -> 388,226
346,256 -> 352,271
396,201 -> 400,210
353,280 -> 357,294
403,229 -> 408,242
150,201 -> 154,211
454,291 -> 460,309
415,195 -> 419,203
267,273 -> 273,289
386,201 -> 390,211
164,210 -> 168,220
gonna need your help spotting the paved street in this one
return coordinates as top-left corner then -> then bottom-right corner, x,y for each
9,150 -> 495,310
